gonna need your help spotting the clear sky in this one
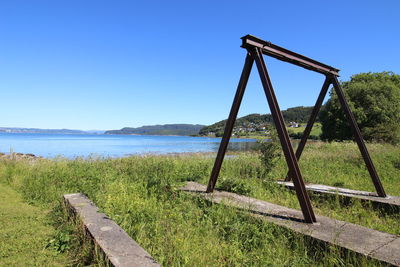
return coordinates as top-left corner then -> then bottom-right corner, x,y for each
0,0 -> 399,130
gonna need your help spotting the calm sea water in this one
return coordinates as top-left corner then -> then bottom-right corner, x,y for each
0,133 -> 256,158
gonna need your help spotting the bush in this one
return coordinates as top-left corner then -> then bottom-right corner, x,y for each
257,132 -> 282,176
320,72 -> 400,144
217,177 -> 253,195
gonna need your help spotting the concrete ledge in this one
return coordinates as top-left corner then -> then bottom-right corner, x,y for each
277,181 -> 400,210
181,182 -> 400,266
63,193 -> 161,267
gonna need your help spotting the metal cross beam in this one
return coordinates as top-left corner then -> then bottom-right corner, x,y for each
207,35 -> 387,224
241,35 -> 340,76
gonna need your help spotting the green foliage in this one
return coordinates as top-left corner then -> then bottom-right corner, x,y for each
50,202 -> 111,266
217,177 -> 253,195
283,106 -> 316,122
199,106 -> 314,135
287,123 -> 322,140
257,133 -> 282,176
320,72 -> 400,144
46,231 -> 71,253
106,124 -> 205,136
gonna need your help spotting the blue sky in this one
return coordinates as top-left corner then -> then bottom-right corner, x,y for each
0,0 -> 399,130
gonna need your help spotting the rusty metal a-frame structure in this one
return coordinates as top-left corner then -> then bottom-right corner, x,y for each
206,35 -> 386,223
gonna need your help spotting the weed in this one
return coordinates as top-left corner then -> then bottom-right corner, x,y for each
217,177 -> 253,195
257,131 -> 282,177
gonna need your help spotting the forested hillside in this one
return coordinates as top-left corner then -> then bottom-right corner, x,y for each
199,106 -> 314,136
105,124 -> 205,136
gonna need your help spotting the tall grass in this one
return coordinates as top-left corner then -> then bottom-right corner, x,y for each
0,142 -> 398,266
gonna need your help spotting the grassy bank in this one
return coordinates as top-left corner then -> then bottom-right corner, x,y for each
0,183 -> 68,266
0,142 -> 399,266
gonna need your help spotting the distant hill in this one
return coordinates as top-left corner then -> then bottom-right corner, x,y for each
0,127 -> 100,134
105,124 -> 205,136
199,106 -> 315,136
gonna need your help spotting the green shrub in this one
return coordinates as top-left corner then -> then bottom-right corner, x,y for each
257,133 -> 282,176
217,177 -> 253,195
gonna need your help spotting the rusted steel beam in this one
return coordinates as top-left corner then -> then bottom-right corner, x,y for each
207,35 -> 387,226
285,76 -> 332,181
241,35 -> 340,76
251,47 -> 316,223
207,53 -> 254,192
330,75 -> 386,197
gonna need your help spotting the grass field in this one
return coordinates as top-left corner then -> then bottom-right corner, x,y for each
287,122 -> 322,136
0,141 -> 399,266
0,183 -> 68,266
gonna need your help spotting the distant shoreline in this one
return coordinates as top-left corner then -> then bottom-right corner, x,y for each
103,132 -> 257,140
0,131 -> 259,140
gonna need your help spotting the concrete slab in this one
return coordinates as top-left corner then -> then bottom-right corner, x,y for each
64,193 -> 160,267
370,238 -> 400,266
181,182 -> 400,266
277,181 -> 400,210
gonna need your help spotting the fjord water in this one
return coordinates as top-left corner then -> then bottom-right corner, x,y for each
0,133 -> 256,158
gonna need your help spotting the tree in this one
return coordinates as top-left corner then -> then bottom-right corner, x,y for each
320,72 -> 400,144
